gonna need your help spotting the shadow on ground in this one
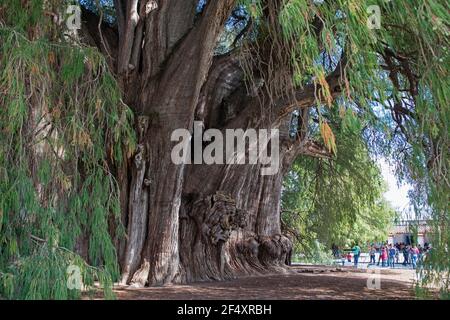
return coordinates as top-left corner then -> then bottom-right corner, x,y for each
113,266 -> 415,300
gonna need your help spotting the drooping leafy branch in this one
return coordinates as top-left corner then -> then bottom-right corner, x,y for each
0,0 -> 135,299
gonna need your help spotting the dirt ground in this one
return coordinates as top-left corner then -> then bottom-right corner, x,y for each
114,265 -> 417,300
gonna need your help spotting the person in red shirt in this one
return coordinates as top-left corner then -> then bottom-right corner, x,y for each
381,246 -> 388,267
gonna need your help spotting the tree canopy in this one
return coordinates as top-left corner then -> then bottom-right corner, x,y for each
282,108 -> 396,257
0,0 -> 448,298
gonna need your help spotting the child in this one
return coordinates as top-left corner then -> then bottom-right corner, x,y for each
341,253 -> 346,266
347,252 -> 352,263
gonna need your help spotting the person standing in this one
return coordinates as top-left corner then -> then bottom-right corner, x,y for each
381,246 -> 388,267
411,245 -> 419,269
388,244 -> 397,268
377,245 -> 383,266
403,245 -> 409,266
418,244 -> 423,262
369,246 -> 376,265
352,243 -> 361,268
341,252 -> 346,266
332,243 -> 338,258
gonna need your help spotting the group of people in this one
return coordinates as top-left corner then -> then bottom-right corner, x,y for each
333,242 -> 431,269
368,243 -> 430,268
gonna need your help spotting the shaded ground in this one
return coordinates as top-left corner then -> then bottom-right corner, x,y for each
114,265 -> 417,300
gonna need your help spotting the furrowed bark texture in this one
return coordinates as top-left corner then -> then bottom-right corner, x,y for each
80,0 -> 344,286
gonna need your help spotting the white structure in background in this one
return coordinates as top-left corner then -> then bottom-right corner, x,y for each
387,220 -> 431,246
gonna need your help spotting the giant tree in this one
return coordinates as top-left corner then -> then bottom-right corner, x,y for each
0,0 -> 448,297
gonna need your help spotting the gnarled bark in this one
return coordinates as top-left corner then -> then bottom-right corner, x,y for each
79,0 -> 345,286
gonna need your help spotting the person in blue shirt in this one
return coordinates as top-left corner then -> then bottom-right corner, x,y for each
388,244 -> 397,268
352,244 -> 361,268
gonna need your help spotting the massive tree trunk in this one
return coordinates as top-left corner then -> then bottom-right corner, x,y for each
80,0 -> 343,286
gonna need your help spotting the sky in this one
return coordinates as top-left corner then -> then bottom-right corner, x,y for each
378,158 -> 413,218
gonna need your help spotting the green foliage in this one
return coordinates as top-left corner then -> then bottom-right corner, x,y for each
237,0 -> 449,295
0,0 -> 45,31
282,117 -> 395,256
0,1 -> 136,299
291,241 -> 335,265
369,1 -> 449,297
1,244 -> 114,300
0,0 -> 448,299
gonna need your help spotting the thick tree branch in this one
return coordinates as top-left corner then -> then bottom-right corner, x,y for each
113,0 -> 126,39
275,53 -> 347,121
117,0 -> 139,74
139,0 -> 202,81
298,140 -> 333,159
142,0 -> 237,115
80,8 -> 119,68
196,51 -> 243,127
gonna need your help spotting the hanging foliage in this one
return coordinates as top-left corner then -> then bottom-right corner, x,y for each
0,0 -> 136,299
